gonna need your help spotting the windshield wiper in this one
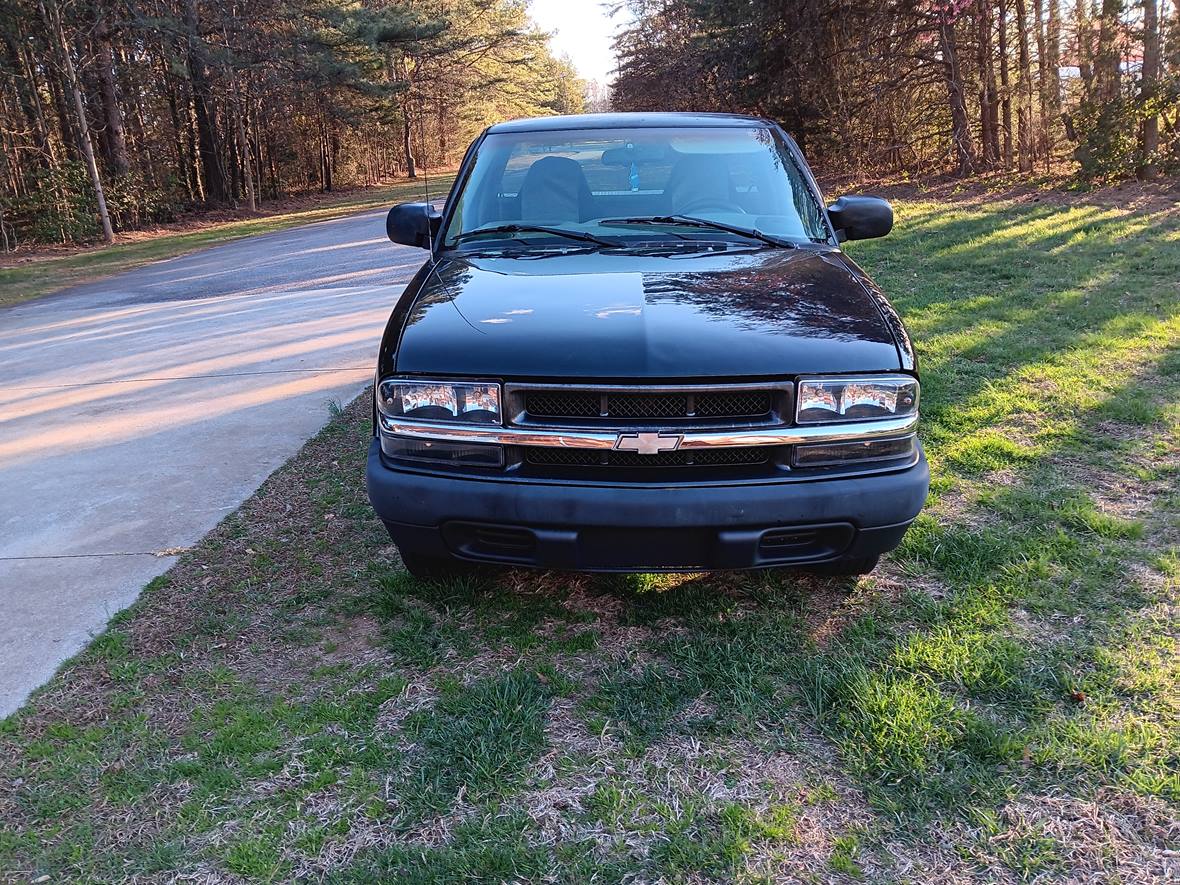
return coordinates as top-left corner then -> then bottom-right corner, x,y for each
459,245 -> 602,260
453,224 -> 620,248
598,216 -> 797,249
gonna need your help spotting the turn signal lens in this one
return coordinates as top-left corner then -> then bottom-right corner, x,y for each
380,435 -> 504,467
377,379 -> 501,425
793,435 -> 916,467
796,375 -> 918,423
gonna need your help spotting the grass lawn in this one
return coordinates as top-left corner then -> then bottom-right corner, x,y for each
1,192 -> 1177,882
0,175 -> 454,309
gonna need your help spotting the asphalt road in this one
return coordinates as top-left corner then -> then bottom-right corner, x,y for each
0,207 -> 424,716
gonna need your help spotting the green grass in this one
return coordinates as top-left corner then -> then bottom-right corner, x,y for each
398,668 -> 553,819
0,175 -> 454,308
0,191 -> 1176,882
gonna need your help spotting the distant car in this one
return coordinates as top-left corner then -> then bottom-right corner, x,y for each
367,113 -> 928,578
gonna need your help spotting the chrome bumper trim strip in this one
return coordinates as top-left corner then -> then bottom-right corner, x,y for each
378,414 -> 919,450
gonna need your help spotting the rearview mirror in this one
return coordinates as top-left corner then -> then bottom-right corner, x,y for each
386,202 -> 442,249
601,144 -> 667,166
826,195 -> 893,242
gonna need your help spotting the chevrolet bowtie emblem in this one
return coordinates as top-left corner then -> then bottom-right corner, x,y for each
614,431 -> 683,455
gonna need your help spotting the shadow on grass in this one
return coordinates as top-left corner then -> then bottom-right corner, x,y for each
374,197 -> 1180,827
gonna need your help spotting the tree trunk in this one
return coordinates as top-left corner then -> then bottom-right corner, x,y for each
4,34 -> 53,169
319,118 -> 334,192
225,65 -> 255,211
47,65 -> 79,160
1075,0 -> 1094,95
402,113 -> 416,179
160,50 -> 194,202
264,132 -> 277,197
182,0 -> 227,204
400,55 -> 417,179
999,0 -> 1014,164
939,14 -> 978,175
40,0 -> 114,243
1014,0 -> 1036,172
226,101 -> 239,203
1171,0 -> 1180,59
186,90 -> 204,202
1046,0 -> 1062,120
324,133 -> 333,191
1094,0 -> 1124,105
330,126 -> 340,184
1034,0 -> 1051,158
977,0 -> 1001,166
16,34 -> 72,234
267,131 -> 279,196
1139,0 -> 1161,177
93,15 -> 129,176
120,44 -> 154,187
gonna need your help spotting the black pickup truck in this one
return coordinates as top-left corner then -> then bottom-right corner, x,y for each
366,112 -> 928,578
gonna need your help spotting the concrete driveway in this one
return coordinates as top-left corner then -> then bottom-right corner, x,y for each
0,208 -> 423,716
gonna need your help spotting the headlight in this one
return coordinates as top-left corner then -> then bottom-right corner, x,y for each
377,378 -> 501,425
796,375 -> 918,423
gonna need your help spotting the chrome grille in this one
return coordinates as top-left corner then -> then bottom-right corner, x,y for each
524,446 -> 771,468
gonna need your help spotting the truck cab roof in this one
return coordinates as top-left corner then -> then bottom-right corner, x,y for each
485,112 -> 772,134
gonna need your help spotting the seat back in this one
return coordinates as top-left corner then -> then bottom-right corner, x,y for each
519,156 -> 595,223
665,156 -> 733,214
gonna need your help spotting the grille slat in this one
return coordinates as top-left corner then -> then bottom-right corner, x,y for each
525,391 -> 600,418
696,391 -> 773,418
524,446 -> 770,468
608,393 -> 688,418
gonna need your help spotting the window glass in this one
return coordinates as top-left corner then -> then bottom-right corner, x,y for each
443,126 -> 829,247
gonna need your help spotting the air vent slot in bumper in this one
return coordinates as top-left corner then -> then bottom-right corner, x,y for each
438,521 -> 855,570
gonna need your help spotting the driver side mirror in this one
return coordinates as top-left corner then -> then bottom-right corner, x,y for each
386,202 -> 442,249
826,195 -> 893,242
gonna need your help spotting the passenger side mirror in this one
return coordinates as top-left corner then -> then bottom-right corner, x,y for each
386,202 -> 442,249
826,195 -> 893,242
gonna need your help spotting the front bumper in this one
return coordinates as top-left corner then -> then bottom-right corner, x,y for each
366,438 -> 929,572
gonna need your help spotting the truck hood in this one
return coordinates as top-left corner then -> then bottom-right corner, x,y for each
393,248 -> 901,379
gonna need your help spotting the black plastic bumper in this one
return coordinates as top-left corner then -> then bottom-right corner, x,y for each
366,438 -> 929,572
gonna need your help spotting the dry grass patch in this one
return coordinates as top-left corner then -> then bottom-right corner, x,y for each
982,789 -> 1178,883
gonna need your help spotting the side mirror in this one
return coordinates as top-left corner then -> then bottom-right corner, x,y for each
826,195 -> 893,242
386,202 -> 442,249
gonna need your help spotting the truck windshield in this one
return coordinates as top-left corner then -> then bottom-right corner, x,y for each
442,126 -> 830,249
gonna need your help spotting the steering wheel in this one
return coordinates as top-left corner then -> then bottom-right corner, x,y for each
675,198 -> 748,215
